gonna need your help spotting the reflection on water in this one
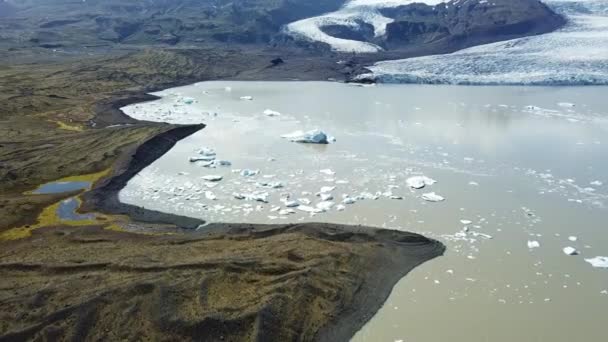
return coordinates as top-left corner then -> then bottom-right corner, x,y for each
121,81 -> 608,342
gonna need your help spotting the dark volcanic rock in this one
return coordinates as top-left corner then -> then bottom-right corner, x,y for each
382,0 -> 565,51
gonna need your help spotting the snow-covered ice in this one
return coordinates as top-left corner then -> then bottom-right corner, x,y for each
585,256 -> 608,268
421,192 -> 445,202
284,0 -> 448,53
361,1 -> 608,85
281,129 -> 333,144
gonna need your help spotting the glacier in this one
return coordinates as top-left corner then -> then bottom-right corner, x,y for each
360,0 -> 608,85
284,0 -> 448,53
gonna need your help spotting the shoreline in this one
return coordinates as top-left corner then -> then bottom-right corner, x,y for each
74,80 -> 446,341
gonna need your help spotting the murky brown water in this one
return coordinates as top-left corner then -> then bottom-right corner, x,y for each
121,81 -> 608,342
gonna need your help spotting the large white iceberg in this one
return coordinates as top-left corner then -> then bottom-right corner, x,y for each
281,129 -> 334,144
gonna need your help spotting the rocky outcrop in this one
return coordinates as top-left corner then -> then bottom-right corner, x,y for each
381,0 -> 565,51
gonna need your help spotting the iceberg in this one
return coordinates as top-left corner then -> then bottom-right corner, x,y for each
281,129 -> 333,144
406,176 -> 437,189
585,256 -> 608,268
421,192 -> 445,202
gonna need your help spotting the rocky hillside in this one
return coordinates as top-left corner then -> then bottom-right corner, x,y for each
0,0 -> 564,54
0,0 -> 346,48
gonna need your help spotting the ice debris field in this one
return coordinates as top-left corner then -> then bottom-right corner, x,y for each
120,82 -> 608,328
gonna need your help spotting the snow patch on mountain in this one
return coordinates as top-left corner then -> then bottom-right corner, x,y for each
359,0 -> 608,84
284,0 -> 448,53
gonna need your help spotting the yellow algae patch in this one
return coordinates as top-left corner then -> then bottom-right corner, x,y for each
0,197 -> 109,241
54,120 -> 83,132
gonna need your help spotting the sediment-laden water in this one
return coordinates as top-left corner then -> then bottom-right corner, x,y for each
121,81 -> 608,342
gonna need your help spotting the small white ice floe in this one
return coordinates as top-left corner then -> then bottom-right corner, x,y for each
279,209 -> 296,215
204,191 -> 217,200
585,256 -> 608,268
224,86 -> 232,92
190,155 -> 216,162
240,169 -> 259,177
421,192 -> 445,202
335,204 -> 346,211
233,192 -> 269,203
563,247 -> 579,255
590,180 -> 603,186
201,175 -> 223,182
320,169 -> 335,176
320,193 -> 334,201
342,197 -> 356,205
460,220 -> 472,225
281,129 -> 334,144
256,181 -> 283,189
240,96 -> 253,100
527,240 -> 541,249
558,102 -> 576,108
297,205 -> 321,213
390,195 -> 403,200
263,109 -> 281,117
203,160 -> 231,168
320,186 -> 335,193
316,201 -> 335,211
568,236 -> 578,242
468,181 -> 479,186
406,176 -> 436,189
283,200 -> 300,208
198,147 -> 216,156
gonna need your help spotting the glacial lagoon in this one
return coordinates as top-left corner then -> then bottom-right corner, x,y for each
120,81 -> 608,342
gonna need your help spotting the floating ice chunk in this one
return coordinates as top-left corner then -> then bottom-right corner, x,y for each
585,256 -> 608,268
468,181 -> 479,186
320,186 -> 336,193
320,169 -> 335,175
283,200 -> 300,208
263,109 -> 281,117
422,192 -> 445,202
336,204 -> 346,211
279,209 -> 296,215
342,197 -> 356,205
590,180 -> 603,186
240,96 -> 253,101
240,169 -> 259,177
190,155 -> 216,162
198,147 -> 216,156
243,192 -> 269,203
460,220 -> 472,225
316,201 -> 335,211
233,193 -> 246,200
390,195 -> 403,200
527,240 -> 541,249
204,191 -> 217,200
281,129 -> 332,144
563,247 -> 578,255
224,86 -> 232,92
320,193 -> 334,201
558,102 -> 576,108
568,236 -> 578,242
297,205 -> 321,213
203,160 -> 232,168
270,206 -> 281,212
256,181 -> 284,189
201,175 -> 222,182
406,176 -> 436,189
